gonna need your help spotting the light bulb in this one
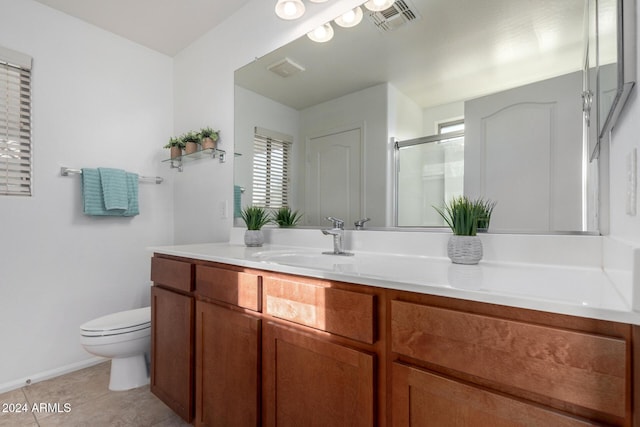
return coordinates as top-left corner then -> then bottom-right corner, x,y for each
307,22 -> 334,43
275,0 -> 305,20
343,10 -> 355,23
283,1 -> 297,16
335,6 -> 363,28
363,0 -> 395,12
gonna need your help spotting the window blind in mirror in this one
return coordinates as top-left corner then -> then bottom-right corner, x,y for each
251,127 -> 292,209
0,46 -> 32,196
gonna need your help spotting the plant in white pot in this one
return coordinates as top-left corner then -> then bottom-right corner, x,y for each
434,196 -> 495,265
241,206 -> 271,247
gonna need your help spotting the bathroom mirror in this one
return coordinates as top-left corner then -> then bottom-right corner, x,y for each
234,0 -> 634,233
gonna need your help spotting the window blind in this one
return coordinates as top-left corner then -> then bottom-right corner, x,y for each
0,46 -> 32,196
251,128 -> 292,209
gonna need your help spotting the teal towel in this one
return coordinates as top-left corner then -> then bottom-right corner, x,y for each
81,168 -> 140,217
234,185 -> 242,218
98,168 -> 128,211
82,168 -> 108,215
123,172 -> 139,217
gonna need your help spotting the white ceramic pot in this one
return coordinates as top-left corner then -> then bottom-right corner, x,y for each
447,235 -> 483,265
244,230 -> 264,247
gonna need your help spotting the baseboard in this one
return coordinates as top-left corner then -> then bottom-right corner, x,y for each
0,356 -> 106,394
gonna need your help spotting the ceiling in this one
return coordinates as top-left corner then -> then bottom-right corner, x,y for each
235,0 -> 587,110
33,0 -> 253,56
32,0 -> 592,110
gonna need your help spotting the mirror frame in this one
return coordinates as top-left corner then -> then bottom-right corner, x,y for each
595,0 -> 636,158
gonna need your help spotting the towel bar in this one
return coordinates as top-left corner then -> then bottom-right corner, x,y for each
60,167 -> 163,184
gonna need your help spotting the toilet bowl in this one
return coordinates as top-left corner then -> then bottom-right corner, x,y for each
80,306 -> 151,391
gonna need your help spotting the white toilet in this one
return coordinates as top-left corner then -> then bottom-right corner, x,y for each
80,306 -> 151,391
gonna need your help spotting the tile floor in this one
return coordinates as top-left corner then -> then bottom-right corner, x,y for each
0,362 -> 190,427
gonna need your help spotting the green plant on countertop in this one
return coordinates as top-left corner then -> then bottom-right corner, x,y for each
163,136 -> 185,149
273,206 -> 303,228
433,196 -> 495,236
198,127 -> 219,141
241,206 -> 272,230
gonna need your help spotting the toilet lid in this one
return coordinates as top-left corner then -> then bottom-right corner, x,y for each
80,307 -> 150,336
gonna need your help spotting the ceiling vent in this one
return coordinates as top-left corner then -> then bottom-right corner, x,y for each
368,0 -> 421,32
267,58 -> 305,78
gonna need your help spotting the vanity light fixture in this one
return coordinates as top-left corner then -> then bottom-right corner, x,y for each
307,22 -> 334,43
363,0 -> 395,12
334,6 -> 363,28
275,0 -> 306,20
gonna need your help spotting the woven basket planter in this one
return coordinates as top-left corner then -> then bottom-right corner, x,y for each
244,230 -> 264,247
447,235 -> 483,265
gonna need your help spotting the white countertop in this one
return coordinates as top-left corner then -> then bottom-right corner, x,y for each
149,241 -> 640,326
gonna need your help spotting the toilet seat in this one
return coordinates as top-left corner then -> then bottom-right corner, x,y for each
80,307 -> 150,337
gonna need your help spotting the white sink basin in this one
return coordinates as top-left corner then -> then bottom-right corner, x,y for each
252,249 -> 357,271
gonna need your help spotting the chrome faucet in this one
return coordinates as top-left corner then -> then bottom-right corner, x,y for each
321,217 -> 353,256
354,218 -> 370,230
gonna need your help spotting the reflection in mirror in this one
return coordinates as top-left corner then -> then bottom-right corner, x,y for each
597,0 -> 619,136
234,0 -> 632,233
396,127 -> 464,227
595,0 -> 636,148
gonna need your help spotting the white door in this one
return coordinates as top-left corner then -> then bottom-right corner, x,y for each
464,71 -> 583,232
305,127 -> 363,226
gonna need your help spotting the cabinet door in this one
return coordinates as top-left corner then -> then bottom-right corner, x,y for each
391,300 -> 627,419
195,301 -> 261,427
150,286 -> 194,423
263,322 -> 375,427
392,363 -> 595,426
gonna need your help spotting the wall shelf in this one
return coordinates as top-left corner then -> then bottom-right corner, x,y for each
163,148 -> 226,172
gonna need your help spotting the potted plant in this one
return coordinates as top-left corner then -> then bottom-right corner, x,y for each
199,127 -> 220,150
434,196 -> 494,265
273,206 -> 303,228
182,131 -> 200,155
164,136 -> 184,159
241,206 -> 271,247
476,199 -> 497,232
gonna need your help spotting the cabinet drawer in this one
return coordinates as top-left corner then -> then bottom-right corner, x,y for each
196,265 -> 261,312
264,276 -> 375,344
151,257 -> 193,292
391,300 -> 627,418
392,363 -> 594,426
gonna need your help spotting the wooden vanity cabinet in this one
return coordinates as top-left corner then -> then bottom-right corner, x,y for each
150,256 -> 638,426
389,294 -> 633,426
194,265 -> 262,427
261,274 -> 381,426
150,256 -> 195,423
392,363 -> 596,426
263,321 -> 375,427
